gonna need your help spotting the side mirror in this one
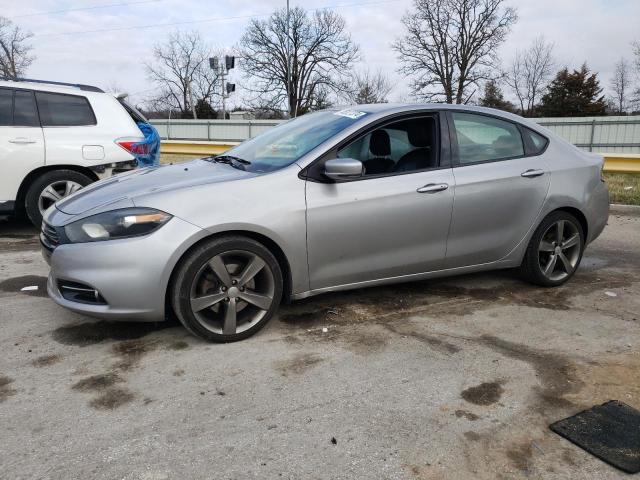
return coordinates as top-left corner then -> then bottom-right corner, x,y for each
324,158 -> 363,181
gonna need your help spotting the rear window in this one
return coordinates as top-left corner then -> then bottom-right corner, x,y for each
35,92 -> 96,127
118,99 -> 148,123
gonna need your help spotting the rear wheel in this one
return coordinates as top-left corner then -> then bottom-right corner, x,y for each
171,236 -> 283,342
520,211 -> 585,287
25,170 -> 93,227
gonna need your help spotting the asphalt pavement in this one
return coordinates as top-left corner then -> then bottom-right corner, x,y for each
0,209 -> 639,479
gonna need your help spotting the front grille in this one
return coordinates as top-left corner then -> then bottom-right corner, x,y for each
40,221 -> 60,251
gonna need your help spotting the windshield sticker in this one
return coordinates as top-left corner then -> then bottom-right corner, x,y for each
334,109 -> 367,120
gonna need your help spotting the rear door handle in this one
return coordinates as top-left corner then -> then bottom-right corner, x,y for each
521,169 -> 545,178
417,183 -> 449,193
9,137 -> 37,144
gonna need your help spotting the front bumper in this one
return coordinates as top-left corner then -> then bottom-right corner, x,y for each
43,215 -> 208,322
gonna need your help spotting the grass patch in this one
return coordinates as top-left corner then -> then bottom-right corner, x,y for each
604,173 -> 640,206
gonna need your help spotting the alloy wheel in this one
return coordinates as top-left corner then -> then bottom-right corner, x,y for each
189,250 -> 275,335
537,219 -> 581,282
38,180 -> 83,215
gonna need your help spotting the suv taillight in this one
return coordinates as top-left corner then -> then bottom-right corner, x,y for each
116,139 -> 150,155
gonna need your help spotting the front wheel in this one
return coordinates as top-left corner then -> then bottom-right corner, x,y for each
520,211 -> 585,287
171,236 -> 283,342
25,170 -> 93,227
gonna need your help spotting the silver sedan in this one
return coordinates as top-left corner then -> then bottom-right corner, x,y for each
41,104 -> 609,342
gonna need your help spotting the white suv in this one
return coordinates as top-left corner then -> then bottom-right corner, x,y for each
0,78 -> 155,226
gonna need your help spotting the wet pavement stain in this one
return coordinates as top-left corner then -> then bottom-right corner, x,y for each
0,375 -> 17,402
0,275 -> 48,297
0,235 -> 39,252
72,373 -> 124,392
111,339 -> 160,371
461,381 -> 504,406
51,321 -> 175,346
476,335 -> 579,412
31,354 -> 62,368
384,323 -> 460,354
274,353 -> 324,376
166,340 -> 189,350
88,387 -> 135,410
464,431 -> 481,441
506,442 -> 534,473
455,409 -> 480,421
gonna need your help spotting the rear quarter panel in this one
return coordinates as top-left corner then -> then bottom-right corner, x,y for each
535,139 -> 609,244
43,94 -> 141,168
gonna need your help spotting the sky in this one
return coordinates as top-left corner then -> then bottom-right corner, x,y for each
2,0 -> 639,109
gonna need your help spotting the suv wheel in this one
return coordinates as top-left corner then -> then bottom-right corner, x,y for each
520,211 -> 585,287
171,236 -> 283,342
25,170 -> 93,227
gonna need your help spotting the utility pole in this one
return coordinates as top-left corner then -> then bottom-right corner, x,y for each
220,68 -> 226,120
210,56 -> 235,120
187,80 -> 196,119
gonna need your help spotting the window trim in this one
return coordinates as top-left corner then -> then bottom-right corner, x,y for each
300,110 -> 450,183
35,90 -> 97,127
446,110 -> 549,168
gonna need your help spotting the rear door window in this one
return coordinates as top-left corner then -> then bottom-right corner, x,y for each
452,112 -> 524,164
13,90 -> 39,127
0,89 -> 12,126
35,92 -> 96,126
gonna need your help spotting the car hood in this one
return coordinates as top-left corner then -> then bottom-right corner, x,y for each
56,159 -> 256,216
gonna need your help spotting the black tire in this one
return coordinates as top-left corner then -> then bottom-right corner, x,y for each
519,211 -> 585,287
25,169 -> 93,227
170,235 -> 283,342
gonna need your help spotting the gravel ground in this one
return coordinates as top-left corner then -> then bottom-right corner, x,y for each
0,209 -> 639,480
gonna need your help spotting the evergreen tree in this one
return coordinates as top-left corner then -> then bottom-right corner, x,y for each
538,64 -> 606,117
479,80 -> 516,112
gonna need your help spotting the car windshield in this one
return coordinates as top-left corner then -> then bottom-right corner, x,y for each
215,110 -> 367,173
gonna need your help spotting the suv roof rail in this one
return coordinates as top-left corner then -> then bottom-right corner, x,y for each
0,76 -> 104,93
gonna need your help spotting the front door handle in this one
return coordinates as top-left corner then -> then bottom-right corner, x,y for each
417,183 -> 449,193
9,137 -> 37,144
521,169 -> 545,178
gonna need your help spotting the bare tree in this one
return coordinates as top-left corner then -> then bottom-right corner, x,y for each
0,16 -> 34,79
349,69 -> 393,104
505,36 -> 554,116
393,0 -> 517,104
145,30 -> 221,119
609,57 -> 631,114
239,7 -> 359,116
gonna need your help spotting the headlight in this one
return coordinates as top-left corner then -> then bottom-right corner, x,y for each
64,208 -> 172,243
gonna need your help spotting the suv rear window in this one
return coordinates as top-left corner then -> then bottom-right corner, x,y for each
35,92 -> 96,127
118,99 -> 148,123
0,88 -> 40,127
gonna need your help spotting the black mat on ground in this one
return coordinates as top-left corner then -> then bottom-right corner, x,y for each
550,400 -> 640,473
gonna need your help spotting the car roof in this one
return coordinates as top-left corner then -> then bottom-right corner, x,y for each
0,79 -> 104,96
328,103 -> 548,135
